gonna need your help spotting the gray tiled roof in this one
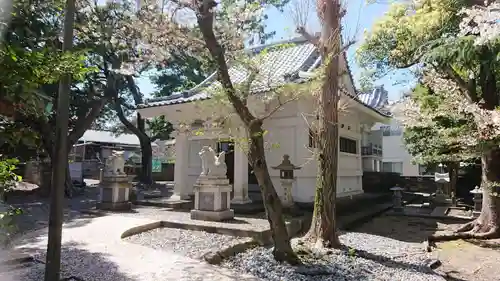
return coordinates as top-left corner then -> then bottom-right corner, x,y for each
137,37 -> 389,117
78,130 -> 159,147
358,86 -> 389,110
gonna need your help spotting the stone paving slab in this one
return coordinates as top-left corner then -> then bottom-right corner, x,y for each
3,215 -> 261,281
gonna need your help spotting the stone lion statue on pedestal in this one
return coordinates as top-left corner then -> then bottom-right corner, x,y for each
105,150 -> 126,176
199,146 -> 227,177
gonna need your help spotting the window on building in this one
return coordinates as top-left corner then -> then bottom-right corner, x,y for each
382,162 -> 403,174
381,125 -> 403,136
340,137 -> 357,154
308,129 -> 358,154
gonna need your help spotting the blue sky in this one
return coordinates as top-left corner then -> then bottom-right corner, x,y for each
136,0 -> 415,101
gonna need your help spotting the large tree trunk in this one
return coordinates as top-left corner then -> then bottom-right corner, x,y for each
448,161 -> 459,205
64,162 -> 74,198
248,123 -> 300,265
428,148 -> 500,249
139,136 -> 153,185
302,0 -> 341,248
137,114 -> 153,185
115,105 -> 154,185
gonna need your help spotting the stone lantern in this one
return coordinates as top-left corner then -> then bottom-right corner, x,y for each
272,155 -> 301,208
470,186 -> 483,218
390,185 -> 404,212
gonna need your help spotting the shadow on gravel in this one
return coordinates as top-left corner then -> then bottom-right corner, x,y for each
3,242 -> 138,281
343,246 -> 438,275
351,214 -> 459,244
5,189 -> 101,240
293,244 -> 443,279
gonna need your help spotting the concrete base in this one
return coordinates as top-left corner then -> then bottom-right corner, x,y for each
190,209 -> 235,222
472,211 -> 481,218
97,201 -> 132,211
231,197 -> 253,204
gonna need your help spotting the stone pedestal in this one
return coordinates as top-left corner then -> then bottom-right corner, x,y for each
97,175 -> 132,211
97,151 -> 132,211
191,175 -> 234,221
280,179 -> 295,208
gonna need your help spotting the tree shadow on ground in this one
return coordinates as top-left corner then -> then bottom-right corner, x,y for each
1,241 -> 138,281
4,188 -> 102,241
292,244 -> 467,281
350,213 -> 466,244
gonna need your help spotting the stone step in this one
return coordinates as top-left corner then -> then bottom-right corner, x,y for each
430,206 -> 449,217
134,198 -> 192,209
231,201 -> 265,214
337,203 -> 394,230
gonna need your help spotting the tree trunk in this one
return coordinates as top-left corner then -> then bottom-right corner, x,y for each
428,148 -> 500,249
448,161 -> 459,205
248,123 -> 300,265
195,4 -> 300,264
44,0 -> 75,279
64,162 -> 74,198
139,136 -> 153,185
302,0 -> 341,248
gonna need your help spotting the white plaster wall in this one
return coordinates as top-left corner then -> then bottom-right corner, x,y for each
262,101 -> 300,201
163,95 -> 383,203
382,134 -> 420,176
373,120 -> 420,177
292,99 -> 364,203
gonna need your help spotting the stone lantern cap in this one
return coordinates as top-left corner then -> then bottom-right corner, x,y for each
470,186 -> 483,194
272,155 -> 301,171
390,186 -> 404,191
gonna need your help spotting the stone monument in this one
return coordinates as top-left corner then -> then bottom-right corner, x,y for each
190,146 -> 234,221
97,150 -> 132,211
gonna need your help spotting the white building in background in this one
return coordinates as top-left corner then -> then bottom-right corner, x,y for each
137,37 -> 391,204
358,86 -> 432,177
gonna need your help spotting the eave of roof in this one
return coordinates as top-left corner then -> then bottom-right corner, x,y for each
137,37 -> 390,118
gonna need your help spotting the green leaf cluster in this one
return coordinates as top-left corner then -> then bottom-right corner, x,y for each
403,84 -> 476,164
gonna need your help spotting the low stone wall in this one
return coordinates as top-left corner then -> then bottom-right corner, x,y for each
363,172 -> 479,203
362,172 -> 401,193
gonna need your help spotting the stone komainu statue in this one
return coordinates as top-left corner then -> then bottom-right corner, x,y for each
198,146 -> 227,177
105,151 -> 126,175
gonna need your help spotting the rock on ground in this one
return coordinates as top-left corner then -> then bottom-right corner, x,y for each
124,227 -> 252,259
223,232 -> 445,281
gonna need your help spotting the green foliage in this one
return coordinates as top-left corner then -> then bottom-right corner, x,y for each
356,0 -> 465,75
0,158 -> 21,193
0,158 -> 23,243
358,0 -> 500,159
0,0 -> 101,159
357,0 -> 499,99
402,83 -> 476,164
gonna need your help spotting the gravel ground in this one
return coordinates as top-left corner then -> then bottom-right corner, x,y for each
124,227 -> 252,259
223,232 -> 445,281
